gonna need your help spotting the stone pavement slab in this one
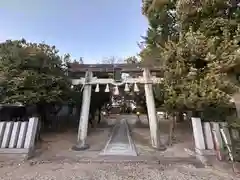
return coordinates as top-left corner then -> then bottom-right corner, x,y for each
100,119 -> 137,156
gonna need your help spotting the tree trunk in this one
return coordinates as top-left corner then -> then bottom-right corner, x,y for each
75,103 -> 81,126
176,111 -> 184,123
97,107 -> 101,124
36,103 -> 47,142
168,114 -> 176,146
51,104 -> 63,131
192,110 -> 201,118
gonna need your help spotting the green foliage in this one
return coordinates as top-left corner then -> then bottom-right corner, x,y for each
176,0 -> 240,36
124,56 -> 139,64
142,0 -> 240,120
0,39 -> 71,105
142,0 -> 178,46
140,0 -> 179,65
229,117 -> 240,129
162,29 -> 240,115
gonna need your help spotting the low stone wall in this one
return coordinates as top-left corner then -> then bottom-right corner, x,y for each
191,117 -> 237,160
0,117 -> 38,158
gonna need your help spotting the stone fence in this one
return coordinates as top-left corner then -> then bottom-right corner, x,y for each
0,117 -> 38,158
191,117 -> 238,160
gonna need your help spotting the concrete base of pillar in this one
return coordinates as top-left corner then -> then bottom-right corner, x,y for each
195,148 -> 215,156
153,144 -> 167,151
72,142 -> 89,151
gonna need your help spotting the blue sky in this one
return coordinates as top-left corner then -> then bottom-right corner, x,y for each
0,0 -> 148,63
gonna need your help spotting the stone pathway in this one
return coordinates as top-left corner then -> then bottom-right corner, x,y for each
101,119 -> 137,156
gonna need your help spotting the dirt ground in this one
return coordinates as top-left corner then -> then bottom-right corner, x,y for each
28,119 -> 194,161
0,118 -> 239,179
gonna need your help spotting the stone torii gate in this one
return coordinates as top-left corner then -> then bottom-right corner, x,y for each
68,63 -> 165,151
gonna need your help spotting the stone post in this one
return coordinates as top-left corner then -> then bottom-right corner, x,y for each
203,122 -> 214,150
9,122 -> 21,148
1,122 -> 13,148
72,71 -> 93,151
143,68 -> 165,150
191,117 -> 206,152
24,117 -> 39,150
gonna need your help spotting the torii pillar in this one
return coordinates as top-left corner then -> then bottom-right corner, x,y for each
72,71 -> 93,151
143,68 -> 165,150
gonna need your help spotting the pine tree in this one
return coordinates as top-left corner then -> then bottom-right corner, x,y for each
162,28 -> 240,120
141,0 -> 178,66
142,0 -> 240,121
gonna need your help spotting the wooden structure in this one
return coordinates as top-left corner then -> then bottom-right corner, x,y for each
68,63 -> 165,150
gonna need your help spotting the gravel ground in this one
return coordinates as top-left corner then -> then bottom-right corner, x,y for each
0,120 -> 235,180
0,162 -> 239,180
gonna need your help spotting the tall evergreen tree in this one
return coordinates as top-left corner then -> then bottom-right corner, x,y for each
0,39 -> 72,123
142,0 -> 240,120
140,0 -> 178,66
